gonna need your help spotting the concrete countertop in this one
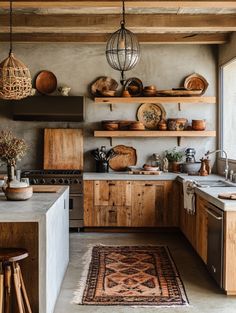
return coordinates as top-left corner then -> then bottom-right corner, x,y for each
0,186 -> 69,221
83,172 -> 178,180
83,172 -> 236,211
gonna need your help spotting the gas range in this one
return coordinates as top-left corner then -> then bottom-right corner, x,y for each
21,169 -> 83,192
21,169 -> 84,228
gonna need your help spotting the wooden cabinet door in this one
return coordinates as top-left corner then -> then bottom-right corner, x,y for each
196,196 -> 208,263
94,180 -> 131,207
179,182 -> 196,248
131,181 -> 179,227
84,180 -> 132,227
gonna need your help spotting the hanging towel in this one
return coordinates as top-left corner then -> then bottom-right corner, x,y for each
183,180 -> 196,215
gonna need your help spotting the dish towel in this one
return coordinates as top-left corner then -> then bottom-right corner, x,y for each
183,180 -> 196,215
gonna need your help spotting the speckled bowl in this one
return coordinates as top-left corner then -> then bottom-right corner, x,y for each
3,186 -> 33,201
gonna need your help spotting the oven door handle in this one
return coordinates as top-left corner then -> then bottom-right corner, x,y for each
205,208 -> 223,220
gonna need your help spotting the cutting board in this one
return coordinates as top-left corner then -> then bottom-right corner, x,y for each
33,185 -> 63,193
44,128 -> 83,170
128,170 -> 162,175
218,193 -> 236,200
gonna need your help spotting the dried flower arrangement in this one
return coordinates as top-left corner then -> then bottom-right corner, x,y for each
0,130 -> 27,166
0,130 -> 27,183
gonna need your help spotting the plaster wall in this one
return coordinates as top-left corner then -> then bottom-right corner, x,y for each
0,43 -> 217,171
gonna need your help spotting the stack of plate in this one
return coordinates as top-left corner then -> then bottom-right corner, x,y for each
129,121 -> 145,130
143,85 -> 157,97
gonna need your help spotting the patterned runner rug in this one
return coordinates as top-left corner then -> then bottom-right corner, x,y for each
77,245 -> 188,306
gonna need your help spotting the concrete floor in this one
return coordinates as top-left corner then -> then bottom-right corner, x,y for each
54,232 -> 236,313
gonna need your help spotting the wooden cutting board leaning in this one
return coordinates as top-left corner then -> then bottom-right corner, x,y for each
218,193 -> 236,200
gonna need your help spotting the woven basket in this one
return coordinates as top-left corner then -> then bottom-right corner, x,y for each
0,52 -> 32,100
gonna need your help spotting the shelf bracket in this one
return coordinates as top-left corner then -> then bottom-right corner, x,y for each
109,103 -> 113,111
177,137 -> 181,146
178,103 -> 181,111
109,137 -> 113,146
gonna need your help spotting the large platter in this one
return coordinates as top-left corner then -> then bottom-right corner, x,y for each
184,73 -> 208,95
136,103 -> 166,130
109,145 -> 137,171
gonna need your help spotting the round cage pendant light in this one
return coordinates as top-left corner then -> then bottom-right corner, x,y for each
0,0 -> 32,100
105,0 -> 140,85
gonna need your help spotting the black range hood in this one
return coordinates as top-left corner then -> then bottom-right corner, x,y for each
9,96 -> 84,122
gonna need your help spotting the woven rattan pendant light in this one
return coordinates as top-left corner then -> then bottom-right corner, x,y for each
105,0 -> 140,85
0,0 -> 32,100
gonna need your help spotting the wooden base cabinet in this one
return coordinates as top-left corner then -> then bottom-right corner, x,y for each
84,180 -> 179,227
179,182 -> 196,248
196,196 -> 208,264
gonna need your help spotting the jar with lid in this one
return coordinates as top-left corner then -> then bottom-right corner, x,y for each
151,153 -> 161,169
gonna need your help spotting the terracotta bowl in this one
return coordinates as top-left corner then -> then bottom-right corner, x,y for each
192,119 -> 206,131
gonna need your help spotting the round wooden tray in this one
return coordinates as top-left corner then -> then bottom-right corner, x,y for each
184,73 -> 208,95
136,103 -> 166,130
35,70 -> 57,94
109,145 -> 137,171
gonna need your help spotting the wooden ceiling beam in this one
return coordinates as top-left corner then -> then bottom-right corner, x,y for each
1,1 -> 236,9
0,32 -> 230,44
1,14 -> 236,32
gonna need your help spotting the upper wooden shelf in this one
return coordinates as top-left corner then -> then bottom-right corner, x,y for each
94,96 -> 216,104
94,130 -> 216,138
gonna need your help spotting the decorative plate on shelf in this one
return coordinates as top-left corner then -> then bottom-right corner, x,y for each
136,103 -> 166,130
184,73 -> 208,95
109,145 -> 137,171
124,77 -> 143,97
35,70 -> 57,94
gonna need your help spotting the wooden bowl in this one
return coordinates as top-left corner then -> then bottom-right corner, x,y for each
3,186 -> 33,201
129,121 -> 145,130
192,119 -> 206,131
144,85 -> 157,91
102,120 -> 120,130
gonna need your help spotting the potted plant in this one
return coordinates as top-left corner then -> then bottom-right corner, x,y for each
0,130 -> 27,185
165,147 -> 184,173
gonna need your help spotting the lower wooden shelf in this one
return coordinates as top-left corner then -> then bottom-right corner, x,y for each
94,130 -> 216,146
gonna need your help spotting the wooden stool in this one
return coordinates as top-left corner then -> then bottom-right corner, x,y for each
0,248 -> 32,313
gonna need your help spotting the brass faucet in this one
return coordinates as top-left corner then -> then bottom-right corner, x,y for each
205,149 -> 229,181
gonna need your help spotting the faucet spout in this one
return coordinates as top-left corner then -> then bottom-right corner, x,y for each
204,149 -> 229,180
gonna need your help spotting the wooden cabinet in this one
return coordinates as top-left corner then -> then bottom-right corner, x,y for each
131,181 -> 179,227
179,182 -> 196,248
84,180 -> 179,227
196,195 -> 208,264
84,180 -> 132,227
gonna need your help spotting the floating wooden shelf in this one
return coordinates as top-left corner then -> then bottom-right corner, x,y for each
94,96 -> 216,104
94,130 -> 216,146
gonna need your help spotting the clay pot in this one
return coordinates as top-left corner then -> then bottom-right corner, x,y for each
167,118 -> 188,131
157,119 -> 167,130
192,119 -> 206,131
170,161 -> 182,173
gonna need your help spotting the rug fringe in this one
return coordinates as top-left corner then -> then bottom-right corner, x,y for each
71,245 -> 93,304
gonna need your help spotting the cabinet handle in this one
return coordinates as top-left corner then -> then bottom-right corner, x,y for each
108,183 -> 116,186
145,183 -> 153,187
205,208 -> 223,220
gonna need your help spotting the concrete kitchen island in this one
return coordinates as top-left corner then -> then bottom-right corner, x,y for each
0,186 -> 69,313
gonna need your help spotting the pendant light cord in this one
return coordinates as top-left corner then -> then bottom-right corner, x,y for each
121,0 -> 125,26
9,0 -> 13,55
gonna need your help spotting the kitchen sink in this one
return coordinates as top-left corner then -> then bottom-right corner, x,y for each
194,180 -> 234,187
